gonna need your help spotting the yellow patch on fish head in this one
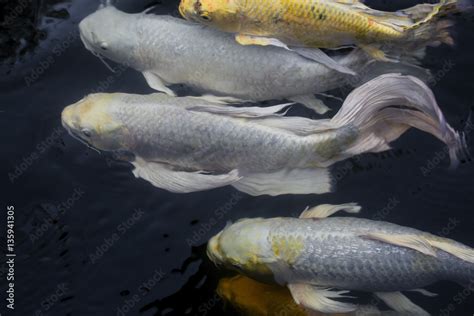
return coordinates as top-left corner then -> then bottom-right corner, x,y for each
271,235 -> 304,265
208,219 -> 275,277
61,93 -> 129,151
179,0 -> 242,32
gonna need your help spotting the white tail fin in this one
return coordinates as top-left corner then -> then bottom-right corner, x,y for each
330,74 -> 467,168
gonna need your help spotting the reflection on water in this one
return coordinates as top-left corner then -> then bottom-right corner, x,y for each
1,0 -> 474,315
0,0 -> 71,68
218,275 -> 309,316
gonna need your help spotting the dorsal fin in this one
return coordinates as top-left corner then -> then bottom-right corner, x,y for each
299,203 -> 361,219
361,232 -> 474,263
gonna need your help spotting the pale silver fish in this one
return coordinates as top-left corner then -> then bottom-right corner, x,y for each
208,203 -> 474,315
77,6 -> 429,114
61,74 -> 464,196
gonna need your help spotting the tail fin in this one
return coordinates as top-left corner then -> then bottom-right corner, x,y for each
403,0 -> 473,44
330,73 -> 467,168
375,0 -> 470,63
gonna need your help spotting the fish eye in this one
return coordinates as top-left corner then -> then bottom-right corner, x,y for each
200,12 -> 211,21
81,129 -> 93,138
100,42 -> 108,50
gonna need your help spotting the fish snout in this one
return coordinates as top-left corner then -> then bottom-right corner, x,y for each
178,1 -> 186,18
207,232 -> 224,264
178,0 -> 195,19
61,105 -> 78,131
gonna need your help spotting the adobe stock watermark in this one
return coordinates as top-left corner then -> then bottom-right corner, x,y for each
437,217 -> 460,238
428,59 -> 455,87
186,192 -> 243,247
3,0 -> 29,26
33,283 -> 69,316
29,188 -> 85,243
25,30 -> 80,87
420,117 -> 473,176
89,208 -> 145,264
90,64 -> 128,95
197,293 -> 221,316
439,279 -> 474,316
371,197 -> 400,221
332,156 -> 362,184
116,267 -> 166,316
8,127 -> 64,183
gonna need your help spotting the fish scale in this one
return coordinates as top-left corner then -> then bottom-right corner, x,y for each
81,7 -> 426,104
264,217 -> 468,291
111,96 -> 347,172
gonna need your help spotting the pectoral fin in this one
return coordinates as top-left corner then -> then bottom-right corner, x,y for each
186,101 -> 293,118
375,292 -> 429,316
288,284 -> 357,314
235,34 -> 356,75
359,44 -> 399,63
360,232 -> 437,257
235,34 -> 290,49
142,71 -> 176,96
232,168 -> 333,196
131,157 -> 241,193
290,47 -> 357,75
255,116 -> 335,136
300,203 -> 361,219
289,95 -> 331,114
188,95 -> 245,104
427,238 -> 474,263
409,289 -> 438,297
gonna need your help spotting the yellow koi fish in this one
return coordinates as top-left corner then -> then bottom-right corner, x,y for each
179,0 -> 466,66
217,275 -> 387,315
217,275 -> 310,315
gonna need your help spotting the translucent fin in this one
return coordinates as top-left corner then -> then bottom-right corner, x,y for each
142,71 -> 176,96
330,74 -> 466,168
255,116 -> 334,136
188,95 -> 245,104
186,102 -> 293,118
299,203 -> 361,219
291,47 -> 357,75
359,44 -> 400,63
360,232 -> 438,257
235,34 -> 289,49
288,284 -> 357,314
409,289 -> 438,297
355,58 -> 432,87
375,292 -> 430,315
354,305 -> 384,315
235,34 -> 356,75
289,95 -> 331,114
131,157 -> 241,193
428,238 -> 474,263
232,168 -> 333,196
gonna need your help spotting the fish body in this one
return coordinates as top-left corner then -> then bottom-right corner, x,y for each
61,93 -> 352,172
78,6 -> 428,113
61,74 -> 464,196
179,0 -> 461,62
208,204 -> 474,314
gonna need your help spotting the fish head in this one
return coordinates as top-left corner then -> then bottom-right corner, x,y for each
79,6 -> 140,67
179,0 -> 242,33
61,94 -> 130,152
207,219 -> 275,278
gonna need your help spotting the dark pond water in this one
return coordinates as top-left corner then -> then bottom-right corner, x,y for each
1,0 -> 474,315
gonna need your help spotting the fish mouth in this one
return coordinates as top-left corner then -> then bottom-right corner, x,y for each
179,0 -> 204,23
63,124 -> 101,154
61,109 -> 101,154
178,2 -> 187,18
